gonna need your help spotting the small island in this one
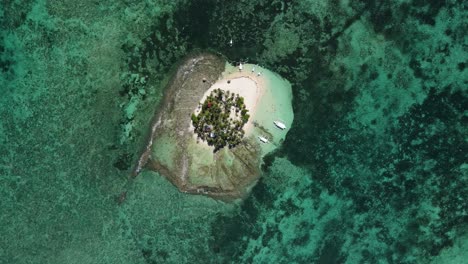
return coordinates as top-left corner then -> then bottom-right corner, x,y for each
191,89 -> 249,151
133,53 -> 294,200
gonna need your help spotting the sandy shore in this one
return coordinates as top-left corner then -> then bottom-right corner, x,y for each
189,62 -> 293,155
192,64 -> 267,136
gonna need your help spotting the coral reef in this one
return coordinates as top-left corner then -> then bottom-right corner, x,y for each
1,0 -> 465,263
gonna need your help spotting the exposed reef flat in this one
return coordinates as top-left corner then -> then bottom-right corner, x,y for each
134,53 -> 293,200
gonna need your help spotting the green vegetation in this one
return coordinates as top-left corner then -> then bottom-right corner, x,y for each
192,88 -> 250,151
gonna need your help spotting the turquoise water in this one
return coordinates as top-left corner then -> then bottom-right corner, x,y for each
1,1 -> 466,263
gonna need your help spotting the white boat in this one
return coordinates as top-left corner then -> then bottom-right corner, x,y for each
258,136 -> 269,143
274,121 -> 286,130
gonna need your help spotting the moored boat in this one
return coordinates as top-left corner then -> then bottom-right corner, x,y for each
273,121 -> 286,130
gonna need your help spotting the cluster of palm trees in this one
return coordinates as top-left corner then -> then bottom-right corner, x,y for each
191,88 -> 250,151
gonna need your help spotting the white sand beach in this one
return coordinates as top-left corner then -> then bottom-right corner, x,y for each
194,68 -> 266,134
191,63 -> 294,154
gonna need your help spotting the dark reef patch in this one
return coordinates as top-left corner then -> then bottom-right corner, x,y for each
316,238 -> 346,264
175,0 -> 215,49
210,213 -> 248,258
207,0 -> 281,61
113,153 -> 133,171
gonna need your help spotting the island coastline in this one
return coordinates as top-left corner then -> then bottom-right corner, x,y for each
133,53 -> 294,200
